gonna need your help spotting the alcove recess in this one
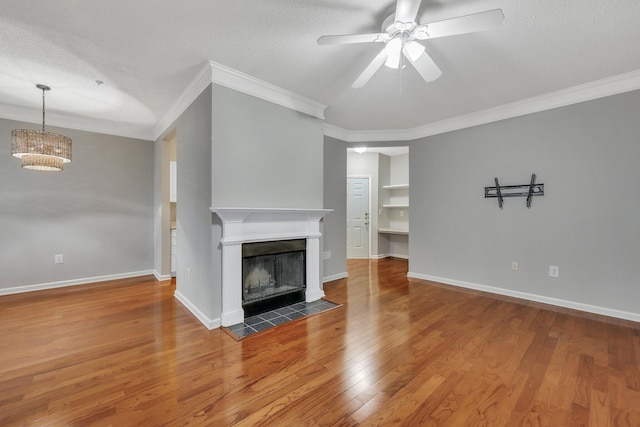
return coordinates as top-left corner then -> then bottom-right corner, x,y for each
378,154 -> 408,259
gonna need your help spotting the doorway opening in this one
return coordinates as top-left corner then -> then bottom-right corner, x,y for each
346,146 -> 409,260
347,177 -> 370,258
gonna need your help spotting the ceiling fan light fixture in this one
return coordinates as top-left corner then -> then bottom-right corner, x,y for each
394,21 -> 414,32
317,1 -> 505,88
414,25 -> 429,40
384,37 -> 403,69
405,41 -> 425,61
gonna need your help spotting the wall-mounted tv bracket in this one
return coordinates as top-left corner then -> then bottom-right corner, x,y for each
484,174 -> 544,209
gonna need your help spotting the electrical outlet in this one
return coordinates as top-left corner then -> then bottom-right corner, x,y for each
55,254 -> 64,264
323,250 -> 331,260
187,267 -> 191,280
400,210 -> 404,217
511,261 -> 519,271
549,266 -> 559,278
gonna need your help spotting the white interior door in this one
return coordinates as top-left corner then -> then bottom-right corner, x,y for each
347,177 -> 370,258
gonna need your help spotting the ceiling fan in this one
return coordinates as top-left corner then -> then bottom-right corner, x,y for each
317,0 -> 504,88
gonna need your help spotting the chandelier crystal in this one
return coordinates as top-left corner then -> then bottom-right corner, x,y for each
11,84 -> 72,171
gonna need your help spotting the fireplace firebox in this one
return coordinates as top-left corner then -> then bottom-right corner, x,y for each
242,239 -> 306,317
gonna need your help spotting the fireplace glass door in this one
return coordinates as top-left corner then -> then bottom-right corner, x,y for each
242,239 -> 306,316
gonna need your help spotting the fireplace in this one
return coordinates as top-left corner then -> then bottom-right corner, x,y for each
211,207 -> 332,327
242,239 -> 306,316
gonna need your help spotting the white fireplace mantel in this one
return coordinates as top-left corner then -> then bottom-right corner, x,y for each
210,207 -> 332,326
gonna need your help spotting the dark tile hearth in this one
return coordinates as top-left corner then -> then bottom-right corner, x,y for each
225,299 -> 340,339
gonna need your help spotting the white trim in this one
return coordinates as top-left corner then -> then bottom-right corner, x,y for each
3,68 -> 638,143
406,272 -> 640,323
174,290 -> 221,330
305,236 -> 325,302
152,63 -> 213,140
152,60 -> 329,141
323,272 -> 348,283
211,207 -> 332,326
325,70 -> 640,142
370,254 -> 409,260
220,231 -> 322,245
208,61 -> 327,120
324,123 -> 353,141
153,270 -> 172,282
0,270 -> 157,296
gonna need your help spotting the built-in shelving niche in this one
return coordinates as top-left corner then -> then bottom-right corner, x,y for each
378,152 -> 409,259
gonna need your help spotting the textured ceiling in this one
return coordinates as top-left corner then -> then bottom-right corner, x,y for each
1,0 -> 639,140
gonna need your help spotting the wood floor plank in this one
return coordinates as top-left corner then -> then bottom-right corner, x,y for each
1,259 -> 640,426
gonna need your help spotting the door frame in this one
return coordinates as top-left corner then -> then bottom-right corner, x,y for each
347,175 -> 372,259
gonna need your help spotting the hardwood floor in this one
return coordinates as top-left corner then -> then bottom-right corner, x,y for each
1,259 -> 639,426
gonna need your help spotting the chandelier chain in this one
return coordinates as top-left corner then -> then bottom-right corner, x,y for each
41,86 -> 46,132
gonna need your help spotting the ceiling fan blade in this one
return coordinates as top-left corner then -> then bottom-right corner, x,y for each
424,9 -> 504,39
402,43 -> 442,82
317,33 -> 389,45
395,0 -> 422,24
352,47 -> 389,88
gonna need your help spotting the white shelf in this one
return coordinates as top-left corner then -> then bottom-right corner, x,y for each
378,228 -> 409,235
383,184 -> 409,190
382,204 -> 409,208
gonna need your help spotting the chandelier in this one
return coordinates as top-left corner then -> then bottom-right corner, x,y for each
11,84 -> 72,171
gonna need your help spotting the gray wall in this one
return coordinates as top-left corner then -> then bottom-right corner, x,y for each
1,118 -> 154,292
211,85 -> 324,209
323,137 -> 347,280
156,85 -> 216,321
408,90 -> 640,317
155,84 -> 326,326
154,133 -> 170,277
208,84 -> 325,323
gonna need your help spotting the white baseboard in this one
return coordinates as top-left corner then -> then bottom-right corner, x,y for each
323,272 -> 348,283
173,290 -> 221,330
154,270 -> 172,281
407,272 -> 640,323
0,270 -> 157,296
370,253 -> 409,260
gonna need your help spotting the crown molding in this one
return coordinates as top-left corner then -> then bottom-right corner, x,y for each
1,59 -> 327,142
208,60 -> 327,120
325,69 -> 640,142
152,60 -> 328,141
3,66 -> 638,144
324,123 -> 415,143
152,62 -> 213,141
323,123 -> 351,141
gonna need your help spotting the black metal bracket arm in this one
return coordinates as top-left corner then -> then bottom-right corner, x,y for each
484,174 -> 544,209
